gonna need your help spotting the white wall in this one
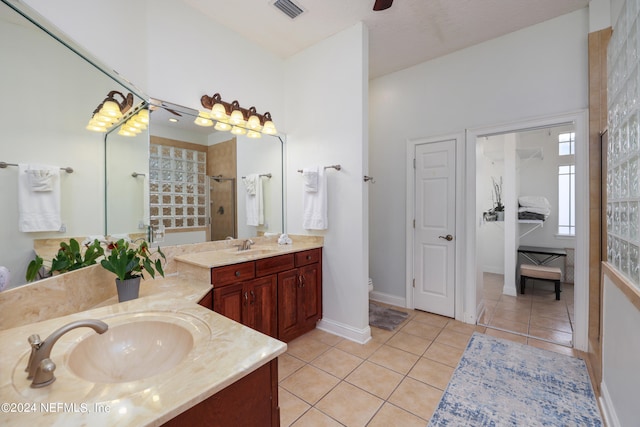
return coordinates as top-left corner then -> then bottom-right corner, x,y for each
285,23 -> 370,342
601,276 -> 640,427
369,9 -> 589,304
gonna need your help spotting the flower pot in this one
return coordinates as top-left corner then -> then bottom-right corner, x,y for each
115,277 -> 141,302
496,211 -> 504,221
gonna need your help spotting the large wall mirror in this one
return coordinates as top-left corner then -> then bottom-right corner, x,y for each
0,0 -> 145,289
131,100 -> 285,246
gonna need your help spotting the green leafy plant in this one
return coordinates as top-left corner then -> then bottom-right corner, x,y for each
25,238 -> 105,282
100,239 -> 165,282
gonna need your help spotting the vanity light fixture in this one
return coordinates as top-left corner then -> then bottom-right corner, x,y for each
86,91 -> 134,133
200,93 -> 277,136
117,107 -> 148,137
194,111 -> 213,127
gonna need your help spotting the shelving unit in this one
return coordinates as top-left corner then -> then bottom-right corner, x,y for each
518,219 -> 544,238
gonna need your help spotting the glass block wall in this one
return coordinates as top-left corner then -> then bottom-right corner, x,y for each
149,144 -> 208,230
607,0 -> 640,287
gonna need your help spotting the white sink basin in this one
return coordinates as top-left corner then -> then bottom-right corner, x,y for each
68,320 -> 193,383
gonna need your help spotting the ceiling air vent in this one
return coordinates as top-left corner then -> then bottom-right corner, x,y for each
273,0 -> 304,19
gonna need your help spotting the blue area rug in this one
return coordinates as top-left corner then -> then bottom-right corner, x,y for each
428,333 -> 603,426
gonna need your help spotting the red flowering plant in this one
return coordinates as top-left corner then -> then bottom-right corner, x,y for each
100,239 -> 165,281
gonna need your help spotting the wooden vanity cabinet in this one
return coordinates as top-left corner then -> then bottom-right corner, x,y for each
209,248 -> 322,342
278,249 -> 322,342
162,359 -> 280,427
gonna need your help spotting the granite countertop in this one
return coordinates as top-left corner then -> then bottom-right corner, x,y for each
0,278 -> 287,426
175,240 -> 323,269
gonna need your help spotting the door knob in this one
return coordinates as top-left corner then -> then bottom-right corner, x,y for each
438,234 -> 454,241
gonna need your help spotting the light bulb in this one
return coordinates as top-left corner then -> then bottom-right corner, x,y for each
211,103 -> 228,120
247,115 -> 262,131
262,120 -> 277,135
214,121 -> 231,131
247,130 -> 261,139
231,126 -> 247,135
229,110 -> 246,126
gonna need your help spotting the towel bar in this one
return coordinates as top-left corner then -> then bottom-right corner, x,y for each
0,161 -> 74,174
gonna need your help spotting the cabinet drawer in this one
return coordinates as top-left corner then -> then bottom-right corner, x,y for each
255,254 -> 295,277
295,248 -> 321,267
211,262 -> 255,286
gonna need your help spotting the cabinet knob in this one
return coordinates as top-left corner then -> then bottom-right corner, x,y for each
250,290 -> 256,304
235,271 -> 241,277
244,291 -> 248,305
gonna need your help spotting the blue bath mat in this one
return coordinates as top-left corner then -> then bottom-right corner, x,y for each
428,333 -> 603,426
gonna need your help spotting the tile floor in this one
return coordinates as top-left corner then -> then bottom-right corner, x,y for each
278,304 -> 579,426
477,272 -> 574,347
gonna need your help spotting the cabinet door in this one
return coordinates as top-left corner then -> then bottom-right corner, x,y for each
277,269 -> 301,341
300,263 -> 322,330
246,276 -> 277,337
213,283 -> 245,325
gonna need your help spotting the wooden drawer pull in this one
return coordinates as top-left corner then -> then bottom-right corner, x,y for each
306,255 -> 312,260
235,271 -> 241,277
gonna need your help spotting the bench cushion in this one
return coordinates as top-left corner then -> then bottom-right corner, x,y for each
520,264 -> 561,281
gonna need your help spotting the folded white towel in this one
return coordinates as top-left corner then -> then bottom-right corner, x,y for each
18,164 -> 61,232
518,196 -> 551,209
518,206 -> 551,215
245,174 -> 264,226
303,167 -> 328,230
27,169 -> 55,192
243,175 -> 257,195
303,167 -> 319,193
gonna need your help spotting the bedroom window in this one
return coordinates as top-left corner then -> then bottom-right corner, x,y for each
558,132 -> 575,236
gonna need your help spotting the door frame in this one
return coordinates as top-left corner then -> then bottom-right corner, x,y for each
406,133 -> 466,321
465,110 -> 589,351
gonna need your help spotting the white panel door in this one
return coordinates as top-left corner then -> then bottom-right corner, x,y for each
414,139 -> 456,317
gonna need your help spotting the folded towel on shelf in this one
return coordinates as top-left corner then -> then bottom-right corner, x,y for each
518,196 -> 551,209
303,166 -> 328,230
18,164 -> 61,232
518,211 -> 548,221
244,173 -> 264,226
518,206 -> 551,216
302,166 -> 319,193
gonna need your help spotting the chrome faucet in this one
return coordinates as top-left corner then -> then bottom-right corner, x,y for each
25,319 -> 108,388
238,239 -> 254,251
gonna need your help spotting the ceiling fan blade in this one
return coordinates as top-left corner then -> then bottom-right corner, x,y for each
373,0 -> 393,11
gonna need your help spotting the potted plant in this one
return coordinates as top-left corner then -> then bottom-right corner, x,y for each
26,238 -> 104,282
492,176 -> 504,221
100,239 -> 166,302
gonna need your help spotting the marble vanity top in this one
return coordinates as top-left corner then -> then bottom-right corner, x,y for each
0,284 -> 287,426
175,238 -> 323,269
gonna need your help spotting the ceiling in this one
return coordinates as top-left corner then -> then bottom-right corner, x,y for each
182,0 -> 590,79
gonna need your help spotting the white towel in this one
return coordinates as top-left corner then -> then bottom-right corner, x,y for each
518,196 -> 551,209
18,164 -> 62,232
518,206 -> 551,216
303,167 -> 328,230
303,166 -> 319,193
245,174 -> 264,226
243,175 -> 257,195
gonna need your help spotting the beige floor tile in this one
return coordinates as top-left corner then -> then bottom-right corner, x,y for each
488,317 -> 529,334
370,326 -> 397,344
369,345 -> 420,375
411,311 -> 450,328
286,335 -> 332,362
280,365 -> 340,405
484,328 -> 528,344
490,308 -> 532,325
529,315 -> 572,333
311,347 -> 363,379
527,338 -> 577,356
316,382 -> 383,427
279,387 -> 311,427
433,329 -> 471,350
305,328 -> 344,347
444,320 -> 477,336
528,326 -> 573,347
400,319 -> 443,340
290,408 -> 342,427
408,357 -> 455,390
335,338 -> 383,359
388,377 -> 442,420
423,342 -> 465,368
386,331 -> 432,355
367,402 -> 427,427
345,361 -> 403,400
279,353 -> 307,381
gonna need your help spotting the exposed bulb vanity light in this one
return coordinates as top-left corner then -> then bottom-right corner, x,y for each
86,91 -> 134,133
200,92 -> 277,137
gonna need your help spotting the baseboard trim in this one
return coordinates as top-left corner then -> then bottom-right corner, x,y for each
599,381 -> 620,427
369,291 -> 406,308
316,318 -> 371,344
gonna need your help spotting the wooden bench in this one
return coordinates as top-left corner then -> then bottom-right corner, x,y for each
520,264 -> 562,300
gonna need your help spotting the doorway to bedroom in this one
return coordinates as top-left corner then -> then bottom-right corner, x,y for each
475,122 -> 577,348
